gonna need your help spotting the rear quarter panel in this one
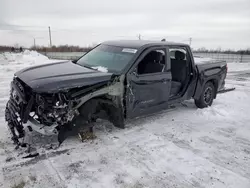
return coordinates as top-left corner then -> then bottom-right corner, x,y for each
194,61 -> 227,100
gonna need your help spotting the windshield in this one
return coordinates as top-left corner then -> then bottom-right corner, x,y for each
76,44 -> 137,73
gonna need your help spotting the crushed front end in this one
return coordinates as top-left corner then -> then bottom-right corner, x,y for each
5,74 -> 126,148
5,77 -> 79,146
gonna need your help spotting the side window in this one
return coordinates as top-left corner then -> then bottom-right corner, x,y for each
137,49 -> 166,75
169,48 -> 187,60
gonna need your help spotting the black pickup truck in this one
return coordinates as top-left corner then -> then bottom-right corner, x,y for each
5,40 -> 227,145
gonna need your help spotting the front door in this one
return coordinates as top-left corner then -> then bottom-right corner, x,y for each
126,47 -> 172,118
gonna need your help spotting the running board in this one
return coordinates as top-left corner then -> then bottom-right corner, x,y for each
217,87 -> 236,94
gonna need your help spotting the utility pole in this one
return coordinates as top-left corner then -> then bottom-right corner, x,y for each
48,26 -> 52,47
189,37 -> 192,46
138,34 -> 141,40
33,38 -> 36,49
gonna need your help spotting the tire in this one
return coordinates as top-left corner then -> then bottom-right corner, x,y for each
195,82 -> 215,108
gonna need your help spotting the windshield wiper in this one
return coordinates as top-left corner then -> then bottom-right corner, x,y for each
82,64 -> 97,70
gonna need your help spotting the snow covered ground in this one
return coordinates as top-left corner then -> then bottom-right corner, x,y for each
0,51 -> 250,188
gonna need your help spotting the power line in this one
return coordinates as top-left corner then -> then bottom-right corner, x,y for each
0,23 -> 49,28
0,28 -> 48,32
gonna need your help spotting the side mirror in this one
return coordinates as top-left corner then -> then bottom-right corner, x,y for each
72,60 -> 77,64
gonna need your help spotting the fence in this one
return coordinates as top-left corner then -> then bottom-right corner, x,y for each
193,52 -> 250,63
40,52 -> 85,60
41,51 -> 250,63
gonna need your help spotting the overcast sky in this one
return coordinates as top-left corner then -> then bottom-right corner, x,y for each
0,0 -> 249,50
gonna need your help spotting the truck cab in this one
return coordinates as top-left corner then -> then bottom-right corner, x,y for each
121,41 -> 198,118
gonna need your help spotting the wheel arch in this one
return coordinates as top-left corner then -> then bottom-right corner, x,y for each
76,94 -> 125,129
193,77 -> 219,100
206,79 -> 218,99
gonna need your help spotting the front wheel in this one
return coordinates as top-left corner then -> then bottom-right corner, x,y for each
195,82 -> 215,108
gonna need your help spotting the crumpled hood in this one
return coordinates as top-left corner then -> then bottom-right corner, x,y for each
15,61 -> 113,93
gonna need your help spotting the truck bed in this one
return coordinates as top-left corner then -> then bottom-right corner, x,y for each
194,56 -> 226,65
194,56 -> 227,93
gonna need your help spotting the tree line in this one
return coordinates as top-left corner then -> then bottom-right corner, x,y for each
30,45 -> 93,52
1,45 -> 250,54
0,45 -> 93,53
194,47 -> 250,55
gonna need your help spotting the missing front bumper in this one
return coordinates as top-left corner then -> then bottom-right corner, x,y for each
24,117 -> 58,136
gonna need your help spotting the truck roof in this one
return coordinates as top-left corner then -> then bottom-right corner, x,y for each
102,40 -> 188,49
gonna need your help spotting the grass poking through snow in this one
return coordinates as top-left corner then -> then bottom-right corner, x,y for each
11,180 -> 25,188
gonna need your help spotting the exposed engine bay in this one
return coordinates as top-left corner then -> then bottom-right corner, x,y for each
5,76 -> 125,148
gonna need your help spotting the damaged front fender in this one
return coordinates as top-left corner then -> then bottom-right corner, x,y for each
5,75 -> 126,146
73,75 -> 125,110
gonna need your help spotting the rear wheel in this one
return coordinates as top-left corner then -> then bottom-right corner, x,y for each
195,82 -> 215,108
